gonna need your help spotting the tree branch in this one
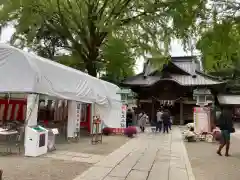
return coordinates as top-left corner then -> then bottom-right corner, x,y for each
119,11 -> 147,26
104,0 -> 132,26
97,0 -> 112,18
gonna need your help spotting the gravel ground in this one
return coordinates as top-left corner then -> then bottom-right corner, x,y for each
55,135 -> 129,155
0,135 -> 129,180
185,136 -> 240,180
0,156 -> 90,180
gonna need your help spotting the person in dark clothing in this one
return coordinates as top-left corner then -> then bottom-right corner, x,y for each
126,109 -> 133,127
162,109 -> 170,133
217,107 -> 234,157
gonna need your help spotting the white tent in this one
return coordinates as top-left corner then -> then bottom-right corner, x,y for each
0,44 -> 124,128
0,44 -> 119,105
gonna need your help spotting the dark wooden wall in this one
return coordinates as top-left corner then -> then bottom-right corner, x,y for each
133,80 -> 197,125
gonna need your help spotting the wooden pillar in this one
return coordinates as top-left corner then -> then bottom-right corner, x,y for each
180,101 -> 184,125
137,99 -> 140,108
151,97 -> 154,124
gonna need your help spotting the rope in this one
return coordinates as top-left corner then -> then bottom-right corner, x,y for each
151,96 -> 183,102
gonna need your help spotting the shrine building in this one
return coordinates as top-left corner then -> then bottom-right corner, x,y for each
121,56 -> 226,125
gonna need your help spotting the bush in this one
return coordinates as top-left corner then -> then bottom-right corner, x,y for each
124,126 -> 137,138
102,127 -> 113,136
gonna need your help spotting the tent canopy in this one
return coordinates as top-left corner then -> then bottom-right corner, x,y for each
0,44 -> 120,105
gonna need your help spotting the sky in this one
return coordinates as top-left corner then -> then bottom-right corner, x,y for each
0,26 -> 197,74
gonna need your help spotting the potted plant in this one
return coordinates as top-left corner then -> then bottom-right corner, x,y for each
124,126 -> 137,138
102,127 -> 113,136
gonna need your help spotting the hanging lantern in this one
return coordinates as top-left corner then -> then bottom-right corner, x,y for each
58,100 -> 62,108
44,97 -> 48,106
64,100 -> 68,107
51,100 -> 55,109
39,101 -> 45,108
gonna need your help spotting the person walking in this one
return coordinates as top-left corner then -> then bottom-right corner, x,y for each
169,115 -> 174,130
162,109 -> 170,133
217,106 -> 235,157
126,108 -> 133,127
139,112 -> 147,132
156,109 -> 163,132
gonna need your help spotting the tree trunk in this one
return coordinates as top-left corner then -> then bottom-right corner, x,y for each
85,47 -> 99,77
86,61 -> 97,77
75,44 -> 98,77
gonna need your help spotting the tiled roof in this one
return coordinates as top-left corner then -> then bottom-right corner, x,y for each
123,76 -> 160,86
123,73 -> 224,86
143,62 -> 156,76
172,61 -> 195,75
217,94 -> 240,105
144,56 -> 197,76
122,56 -> 225,87
171,74 -> 223,86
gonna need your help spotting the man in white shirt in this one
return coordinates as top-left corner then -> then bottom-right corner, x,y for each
156,109 -> 163,132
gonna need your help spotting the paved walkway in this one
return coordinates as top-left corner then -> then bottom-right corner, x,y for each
45,151 -> 105,164
185,124 -> 240,180
73,127 -> 195,180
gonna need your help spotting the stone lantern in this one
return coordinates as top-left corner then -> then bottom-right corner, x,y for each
193,88 -> 212,107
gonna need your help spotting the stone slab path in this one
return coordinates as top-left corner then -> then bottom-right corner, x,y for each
185,123 -> 240,180
45,151 -> 105,164
73,127 -> 195,180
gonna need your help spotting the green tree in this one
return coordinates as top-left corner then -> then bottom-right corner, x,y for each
195,0 -> 240,93
0,0 -> 206,77
196,0 -> 240,73
101,36 -> 135,84
196,21 -> 240,72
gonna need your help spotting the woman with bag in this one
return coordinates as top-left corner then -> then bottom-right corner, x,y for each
217,106 -> 235,157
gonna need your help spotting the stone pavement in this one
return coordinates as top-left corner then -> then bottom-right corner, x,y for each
73,127 -> 195,180
45,151 -> 105,164
185,124 -> 240,180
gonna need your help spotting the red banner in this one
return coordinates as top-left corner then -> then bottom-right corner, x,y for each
111,128 -> 125,134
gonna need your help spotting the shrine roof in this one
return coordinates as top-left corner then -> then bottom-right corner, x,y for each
217,94 -> 240,105
122,56 -> 225,87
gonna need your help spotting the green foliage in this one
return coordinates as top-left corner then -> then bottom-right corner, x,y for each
196,0 -> 240,74
0,0 -> 206,77
195,1 -> 240,91
196,21 -> 240,72
148,56 -> 170,70
101,36 -> 135,84
55,53 -> 86,71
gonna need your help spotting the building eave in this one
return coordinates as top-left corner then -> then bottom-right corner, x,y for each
217,94 -> 240,105
121,72 -> 226,88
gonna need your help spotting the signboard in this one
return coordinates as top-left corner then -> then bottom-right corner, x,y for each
67,101 -> 81,138
76,103 -> 81,133
120,105 -> 127,128
193,107 -> 211,133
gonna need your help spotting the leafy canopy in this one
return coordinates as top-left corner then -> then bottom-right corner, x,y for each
0,0 -> 207,77
101,36 -> 135,84
196,0 -> 240,74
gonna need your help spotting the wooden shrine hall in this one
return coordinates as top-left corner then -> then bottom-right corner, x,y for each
122,56 -> 226,125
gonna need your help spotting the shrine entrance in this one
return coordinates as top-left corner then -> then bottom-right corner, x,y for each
123,56 -> 226,125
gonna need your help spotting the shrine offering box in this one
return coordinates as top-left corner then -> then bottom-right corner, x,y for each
25,125 -> 48,157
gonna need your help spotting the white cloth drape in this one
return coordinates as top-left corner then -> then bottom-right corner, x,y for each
0,44 -> 120,106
